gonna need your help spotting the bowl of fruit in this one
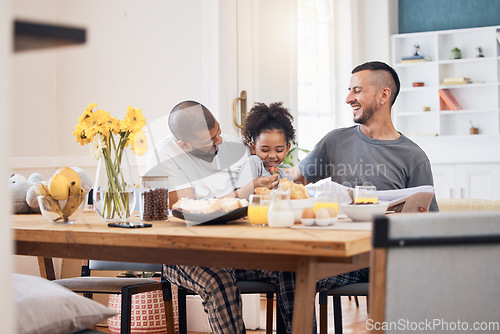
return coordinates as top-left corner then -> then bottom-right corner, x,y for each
34,168 -> 89,224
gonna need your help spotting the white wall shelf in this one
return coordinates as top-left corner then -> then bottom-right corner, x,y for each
392,25 -> 500,138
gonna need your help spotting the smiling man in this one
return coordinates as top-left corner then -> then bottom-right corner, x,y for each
289,61 -> 438,206
282,61 -> 439,334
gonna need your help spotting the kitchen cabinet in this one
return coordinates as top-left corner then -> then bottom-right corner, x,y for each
432,163 -> 500,200
392,25 -> 500,138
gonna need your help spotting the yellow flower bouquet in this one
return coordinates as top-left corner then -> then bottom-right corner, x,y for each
74,103 -> 147,221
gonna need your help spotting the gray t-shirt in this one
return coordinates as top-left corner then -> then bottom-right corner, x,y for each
299,125 -> 439,211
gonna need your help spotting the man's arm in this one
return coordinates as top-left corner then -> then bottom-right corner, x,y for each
282,166 -> 308,185
169,187 -> 196,209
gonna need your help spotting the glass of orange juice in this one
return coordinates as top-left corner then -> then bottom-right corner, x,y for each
354,185 -> 378,204
313,191 -> 339,217
248,194 -> 270,226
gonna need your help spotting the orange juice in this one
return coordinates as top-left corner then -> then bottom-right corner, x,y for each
314,202 -> 339,214
354,197 -> 379,204
248,205 -> 269,226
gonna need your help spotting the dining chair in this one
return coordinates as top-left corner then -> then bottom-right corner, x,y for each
370,212 -> 500,331
318,282 -> 369,334
176,281 -> 286,334
53,260 -> 175,334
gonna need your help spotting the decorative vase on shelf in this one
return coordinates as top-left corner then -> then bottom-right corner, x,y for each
93,149 -> 136,222
450,47 -> 462,60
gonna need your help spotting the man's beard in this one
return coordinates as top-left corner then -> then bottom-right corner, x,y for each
190,144 -> 218,160
354,99 -> 377,124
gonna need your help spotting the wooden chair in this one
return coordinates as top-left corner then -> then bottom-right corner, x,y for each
53,261 -> 175,334
318,282 -> 368,334
370,212 -> 500,333
177,281 -> 286,334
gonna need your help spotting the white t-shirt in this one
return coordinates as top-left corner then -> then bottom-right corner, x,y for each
145,134 -> 252,199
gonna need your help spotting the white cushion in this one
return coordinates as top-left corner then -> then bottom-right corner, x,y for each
14,273 -> 117,334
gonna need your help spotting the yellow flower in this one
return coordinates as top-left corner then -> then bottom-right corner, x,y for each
85,109 -> 110,139
73,123 -> 92,145
121,106 -> 146,134
78,103 -> 97,125
130,129 -> 148,156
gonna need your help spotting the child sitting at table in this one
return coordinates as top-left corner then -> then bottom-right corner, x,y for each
241,102 -> 296,182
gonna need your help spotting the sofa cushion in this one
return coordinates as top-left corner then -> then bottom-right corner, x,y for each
14,273 -> 117,334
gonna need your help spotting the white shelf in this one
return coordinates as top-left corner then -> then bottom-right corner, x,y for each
397,112 -> 436,117
394,61 -> 436,68
400,86 -> 437,93
438,57 -> 497,65
392,25 -> 500,138
439,82 -> 497,89
439,108 -> 499,115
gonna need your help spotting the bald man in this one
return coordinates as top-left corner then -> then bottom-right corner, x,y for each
146,101 -> 279,207
279,61 -> 438,333
146,101 -> 280,334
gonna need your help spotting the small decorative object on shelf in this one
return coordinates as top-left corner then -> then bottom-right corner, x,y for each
450,47 -> 462,59
413,43 -> 421,56
412,82 -> 425,87
469,121 -> 479,135
476,46 -> 484,58
422,106 -> 431,112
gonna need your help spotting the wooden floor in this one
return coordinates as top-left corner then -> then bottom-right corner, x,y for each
96,295 -> 368,334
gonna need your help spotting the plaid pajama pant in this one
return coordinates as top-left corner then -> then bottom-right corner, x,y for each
163,264 -> 368,334
163,265 -> 278,334
276,267 -> 370,334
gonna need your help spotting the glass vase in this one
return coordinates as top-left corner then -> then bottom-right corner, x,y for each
93,150 -> 136,222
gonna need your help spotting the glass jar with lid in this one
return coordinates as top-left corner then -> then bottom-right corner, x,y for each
140,176 -> 169,221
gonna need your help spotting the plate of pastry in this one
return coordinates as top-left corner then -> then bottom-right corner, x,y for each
172,197 -> 248,226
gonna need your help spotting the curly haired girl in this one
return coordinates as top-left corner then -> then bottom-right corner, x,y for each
242,102 -> 296,181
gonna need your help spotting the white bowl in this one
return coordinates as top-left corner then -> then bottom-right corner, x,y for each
340,202 -> 388,222
315,218 -> 333,226
290,198 -> 315,223
300,218 -> 315,226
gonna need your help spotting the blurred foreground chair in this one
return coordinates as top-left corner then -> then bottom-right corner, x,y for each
370,212 -> 500,333
53,260 -> 175,334
177,281 -> 286,334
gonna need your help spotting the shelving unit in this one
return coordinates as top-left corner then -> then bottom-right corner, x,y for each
392,25 -> 500,138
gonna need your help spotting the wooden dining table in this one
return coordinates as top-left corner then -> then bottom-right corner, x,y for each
13,210 -> 371,334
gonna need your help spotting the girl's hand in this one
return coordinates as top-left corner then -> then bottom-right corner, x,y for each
253,174 -> 280,189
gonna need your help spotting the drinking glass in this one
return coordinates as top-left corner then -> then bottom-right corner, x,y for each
248,194 -> 270,226
354,186 -> 378,204
313,191 -> 339,217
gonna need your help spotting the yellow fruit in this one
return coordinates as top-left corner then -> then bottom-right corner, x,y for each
54,167 -> 81,189
48,174 -> 70,201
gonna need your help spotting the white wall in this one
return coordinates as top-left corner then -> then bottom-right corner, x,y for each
11,0 -> 208,180
2,0 -> 16,332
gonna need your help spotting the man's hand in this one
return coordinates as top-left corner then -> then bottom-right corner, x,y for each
282,166 -> 308,185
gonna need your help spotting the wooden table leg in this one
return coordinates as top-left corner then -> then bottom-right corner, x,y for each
291,256 -> 318,334
37,256 -> 56,280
